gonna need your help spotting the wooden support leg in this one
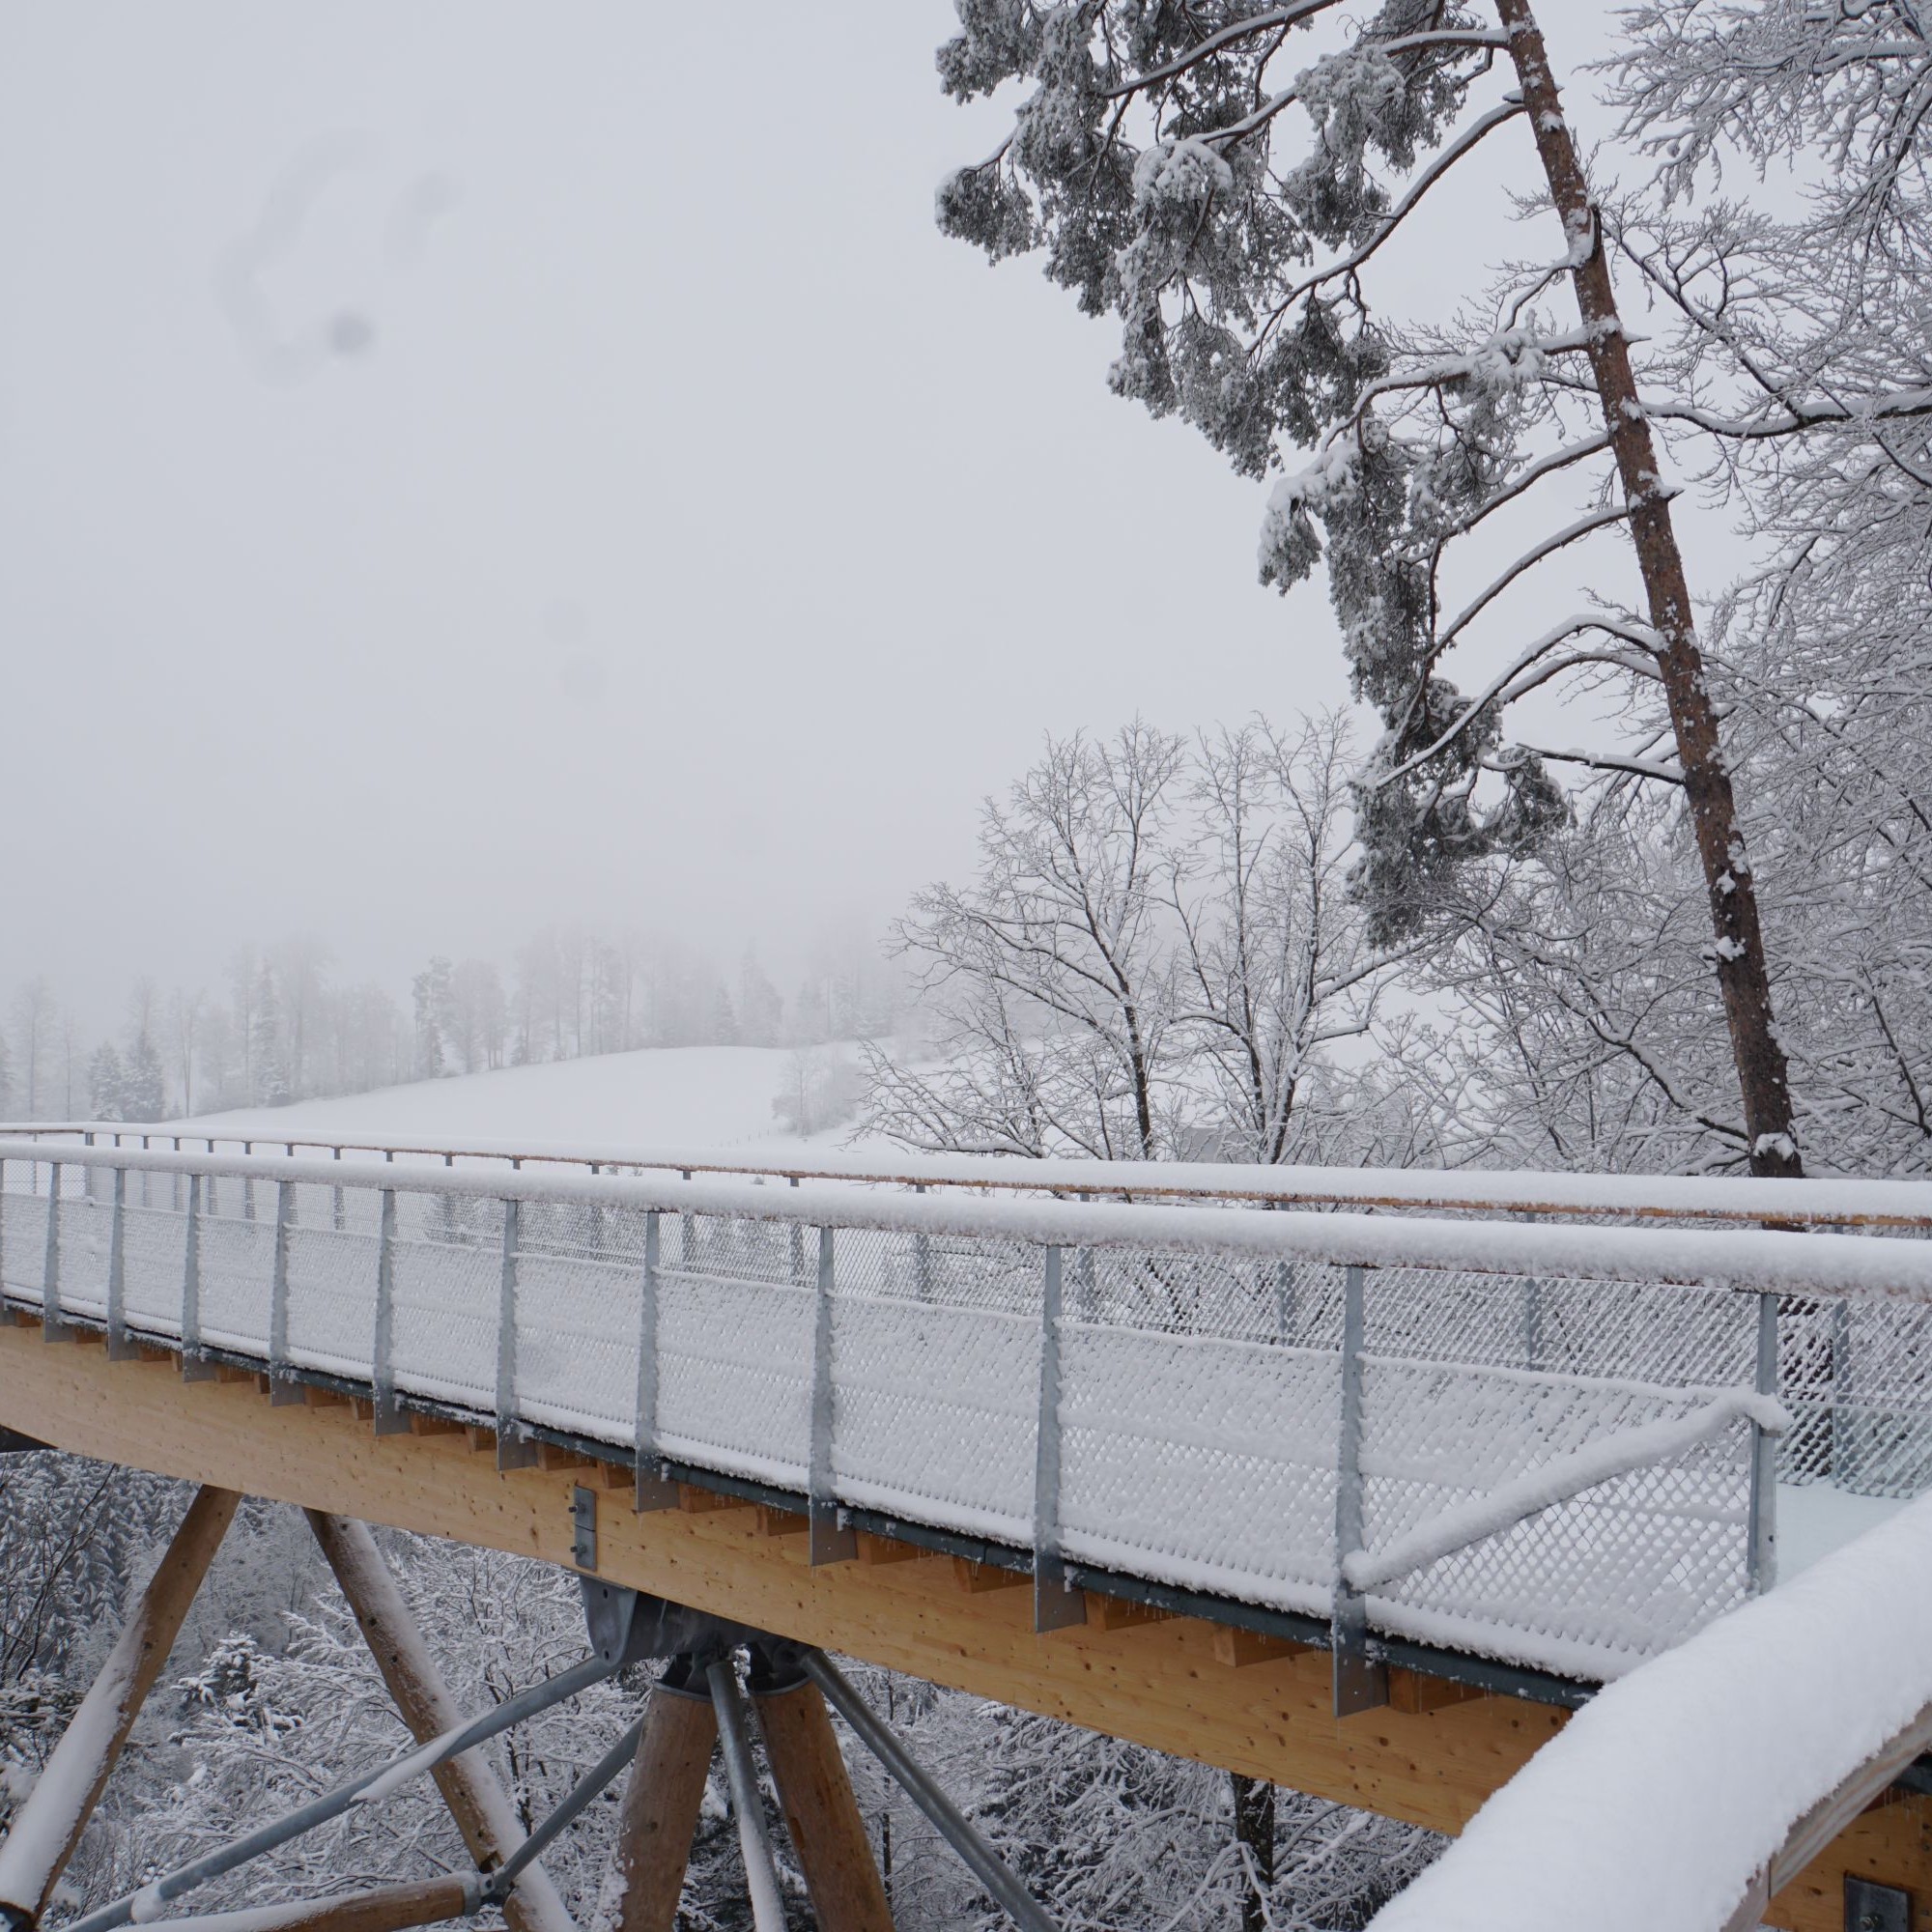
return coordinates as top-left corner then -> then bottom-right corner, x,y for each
198,1876 -> 480,1932
603,1669 -> 719,1932
0,1486 -> 241,1927
303,1512 -> 576,1932
752,1674 -> 896,1932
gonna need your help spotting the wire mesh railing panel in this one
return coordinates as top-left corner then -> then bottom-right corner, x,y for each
1059,1324 -> 1339,1613
120,1201 -> 189,1337
511,1250 -> 638,1441
284,1226 -> 382,1376
656,1229 -> 814,1488
662,1208 -> 800,1287
1082,1246 -> 1349,1345
0,1167 -> 45,1294
1366,1421 -> 1754,1675
52,1196 -> 113,1317
1356,1350 -> 1752,1671
196,1211 -> 277,1351
1363,1266 -> 1751,1385
389,1222 -> 503,1418
831,1292 -> 1037,1542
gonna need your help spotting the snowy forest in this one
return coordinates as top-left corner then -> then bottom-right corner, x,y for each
7,3 -> 1932,1931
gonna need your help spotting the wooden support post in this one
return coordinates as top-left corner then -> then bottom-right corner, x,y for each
181,1877 -> 480,1932
0,1486 -> 240,1925
751,1676 -> 896,1932
303,1513 -> 575,1932
603,1675 -> 719,1932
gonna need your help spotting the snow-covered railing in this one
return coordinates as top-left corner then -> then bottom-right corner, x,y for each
1366,1489 -> 1932,1932
7,1142 -> 1932,1691
6,1122 -> 1932,1227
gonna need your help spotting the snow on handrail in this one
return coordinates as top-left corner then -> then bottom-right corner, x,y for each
3,1122 -> 1931,1227
6,1139 -> 1932,1300
1365,1489 -> 1932,1932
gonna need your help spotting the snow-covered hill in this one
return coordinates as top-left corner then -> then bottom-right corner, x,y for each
183,1041 -> 867,1154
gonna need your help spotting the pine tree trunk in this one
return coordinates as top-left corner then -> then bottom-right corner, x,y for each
1494,0 -> 1803,1179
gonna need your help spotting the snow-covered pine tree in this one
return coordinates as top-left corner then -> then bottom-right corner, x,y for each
86,1043 -> 128,1122
122,1028 -> 165,1122
936,0 -> 1806,1175
251,962 -> 291,1107
411,956 -> 452,1081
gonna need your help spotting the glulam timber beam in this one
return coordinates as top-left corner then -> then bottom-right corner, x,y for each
603,1675 -> 718,1932
157,1876 -> 479,1932
302,1513 -> 576,1932
0,1486 -> 240,1927
752,1674 -> 895,1931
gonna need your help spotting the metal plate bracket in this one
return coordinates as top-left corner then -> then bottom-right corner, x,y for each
1846,1876 -> 1912,1932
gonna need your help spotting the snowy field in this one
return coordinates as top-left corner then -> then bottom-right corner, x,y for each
178,1042 -> 870,1156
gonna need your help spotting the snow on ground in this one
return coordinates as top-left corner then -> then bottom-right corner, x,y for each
181,1043 -> 868,1154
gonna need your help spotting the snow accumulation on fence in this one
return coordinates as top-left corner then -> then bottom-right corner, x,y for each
6,1140 -> 1932,1299
8,1123 -> 1932,1225
1368,1487 -> 1932,1932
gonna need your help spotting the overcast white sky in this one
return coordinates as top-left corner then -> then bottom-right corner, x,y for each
1,4 -> 1657,1021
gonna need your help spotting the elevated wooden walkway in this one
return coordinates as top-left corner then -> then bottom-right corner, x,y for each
1,1321 -> 1924,1932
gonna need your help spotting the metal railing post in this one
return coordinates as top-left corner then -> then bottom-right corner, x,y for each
810,1227 -> 856,1564
242,1144 -> 255,1223
181,1174 -> 215,1381
634,1209 -> 675,1509
104,1167 -> 135,1360
331,1147 -> 345,1232
1332,1262 -> 1387,1715
788,1174 -> 805,1283
268,1180 -> 302,1405
1033,1244 -> 1086,1631
496,1199 -> 537,1470
1747,1290 -> 1779,1596
372,1190 -> 408,1435
1523,1275 -> 1543,1372
913,1181 -> 932,1300
42,1161 -> 69,1341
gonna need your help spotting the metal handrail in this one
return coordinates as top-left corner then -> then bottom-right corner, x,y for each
3,1139 -> 1931,1299
4,1122 -> 1931,1227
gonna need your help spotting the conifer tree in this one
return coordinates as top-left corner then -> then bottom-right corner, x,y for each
936,0 -> 1804,1174
86,1042 -> 128,1122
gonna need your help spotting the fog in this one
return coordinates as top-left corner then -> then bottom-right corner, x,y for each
1,4 -> 1657,1031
